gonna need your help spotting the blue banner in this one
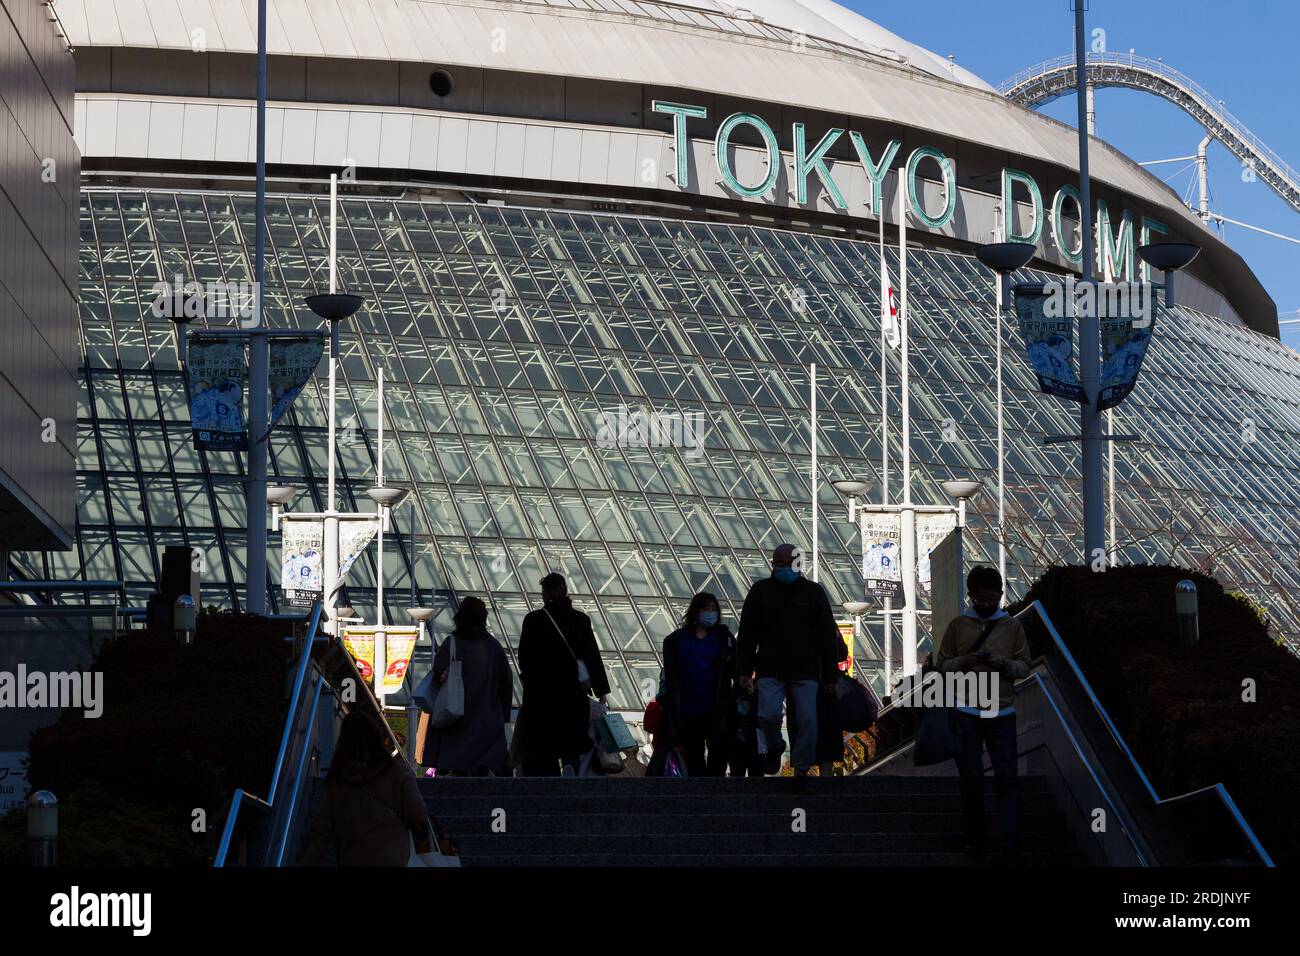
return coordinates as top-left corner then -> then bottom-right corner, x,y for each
187,336 -> 247,451
1013,285 -> 1087,404
269,334 -> 326,428
1098,313 -> 1156,411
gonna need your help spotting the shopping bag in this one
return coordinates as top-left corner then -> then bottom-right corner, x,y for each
595,712 -> 639,754
428,637 -> 464,729
913,706 -> 962,766
412,670 -> 437,713
831,674 -> 878,732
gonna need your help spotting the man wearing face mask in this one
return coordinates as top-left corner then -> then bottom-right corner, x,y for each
737,544 -> 843,780
935,565 -> 1031,855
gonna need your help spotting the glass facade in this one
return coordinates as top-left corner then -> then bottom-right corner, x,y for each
24,187 -> 1300,707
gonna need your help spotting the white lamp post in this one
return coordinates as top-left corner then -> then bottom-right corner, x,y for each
973,242 -> 1035,590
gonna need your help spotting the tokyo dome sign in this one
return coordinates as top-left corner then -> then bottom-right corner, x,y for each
652,101 -> 1168,281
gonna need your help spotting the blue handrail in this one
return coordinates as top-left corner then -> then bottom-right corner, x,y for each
214,602 -> 324,866
1016,600 -> 1275,867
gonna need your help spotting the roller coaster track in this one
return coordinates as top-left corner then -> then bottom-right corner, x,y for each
999,52 -> 1300,217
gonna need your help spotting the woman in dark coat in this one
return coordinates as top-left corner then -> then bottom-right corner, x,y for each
653,592 -> 736,777
516,573 -> 611,776
419,596 -> 513,776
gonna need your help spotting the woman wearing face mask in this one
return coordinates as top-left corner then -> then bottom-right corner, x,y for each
656,592 -> 735,776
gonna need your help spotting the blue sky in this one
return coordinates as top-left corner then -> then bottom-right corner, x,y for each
849,0 -> 1300,350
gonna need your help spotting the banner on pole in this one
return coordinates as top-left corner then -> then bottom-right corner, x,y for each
340,626 -> 419,693
863,513 -> 903,602
333,519 -> 381,600
836,621 -> 855,676
928,529 -> 962,652
187,336 -> 248,450
281,519 -> 324,608
1013,285 -> 1087,404
269,334 -> 326,428
916,512 -> 959,593
1098,312 -> 1156,411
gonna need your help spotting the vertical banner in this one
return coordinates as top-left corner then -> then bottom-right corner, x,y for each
863,513 -> 903,602
269,334 -> 326,427
340,626 -> 419,693
281,519 -> 324,608
1013,285 -> 1087,404
187,336 -> 248,450
333,519 -> 381,600
1099,312 -> 1156,411
380,628 -> 419,694
341,630 -> 376,685
836,621 -> 855,676
928,529 -> 962,653
916,513 -> 959,593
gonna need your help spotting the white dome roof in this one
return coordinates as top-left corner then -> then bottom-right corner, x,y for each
673,0 -> 992,89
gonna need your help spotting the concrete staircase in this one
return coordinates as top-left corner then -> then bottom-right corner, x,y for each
420,774 -> 1087,866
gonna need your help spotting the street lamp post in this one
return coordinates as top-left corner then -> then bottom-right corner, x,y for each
246,0 -> 270,615
973,242 -> 1035,590
1072,0 -> 1105,567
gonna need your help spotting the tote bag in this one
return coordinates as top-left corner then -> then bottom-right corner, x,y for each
913,620 -> 996,767
428,636 -> 465,730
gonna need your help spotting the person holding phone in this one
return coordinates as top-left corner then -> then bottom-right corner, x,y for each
935,565 -> 1031,856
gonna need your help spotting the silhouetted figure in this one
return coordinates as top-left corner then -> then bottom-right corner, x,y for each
935,565 -> 1031,856
655,592 -> 735,776
302,709 -> 427,866
737,544 -> 841,777
516,573 -> 610,776
419,596 -> 513,776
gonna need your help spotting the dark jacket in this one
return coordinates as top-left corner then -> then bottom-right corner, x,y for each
300,760 -> 427,866
736,573 -> 841,682
419,627 -> 513,775
660,624 -> 736,738
517,599 -> 611,761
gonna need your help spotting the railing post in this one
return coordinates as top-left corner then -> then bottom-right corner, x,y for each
27,791 -> 58,867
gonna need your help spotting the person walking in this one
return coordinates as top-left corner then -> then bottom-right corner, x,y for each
301,709 -> 429,866
935,565 -> 1031,856
418,596 -> 513,777
656,592 -> 735,776
736,544 -> 841,780
516,572 -> 610,776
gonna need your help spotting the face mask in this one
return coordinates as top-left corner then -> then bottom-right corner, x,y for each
773,566 -> 801,584
698,610 -> 719,627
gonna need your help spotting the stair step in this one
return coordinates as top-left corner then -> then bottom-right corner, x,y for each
417,775 -> 1051,797
424,793 -> 1063,815
435,810 -> 1067,835
445,832 -> 1074,855
457,852 -> 1084,867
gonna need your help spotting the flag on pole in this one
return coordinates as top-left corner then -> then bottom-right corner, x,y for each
881,259 -> 901,349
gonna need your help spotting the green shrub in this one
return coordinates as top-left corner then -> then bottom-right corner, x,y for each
1,611 -> 292,866
1010,564 -> 1300,866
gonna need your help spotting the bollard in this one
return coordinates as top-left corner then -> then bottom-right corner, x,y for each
1175,580 -> 1199,648
174,594 -> 197,645
27,791 -> 57,867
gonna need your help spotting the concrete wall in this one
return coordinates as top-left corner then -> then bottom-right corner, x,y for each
0,0 -> 79,550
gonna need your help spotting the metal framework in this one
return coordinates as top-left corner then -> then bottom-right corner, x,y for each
1000,52 -> 1300,217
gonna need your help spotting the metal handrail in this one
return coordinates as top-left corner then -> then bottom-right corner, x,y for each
213,601 -> 324,866
1015,600 -> 1275,866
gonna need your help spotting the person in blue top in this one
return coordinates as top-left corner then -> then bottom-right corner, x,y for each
655,592 -> 736,776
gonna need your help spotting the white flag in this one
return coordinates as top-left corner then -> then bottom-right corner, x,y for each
881,258 -> 900,349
